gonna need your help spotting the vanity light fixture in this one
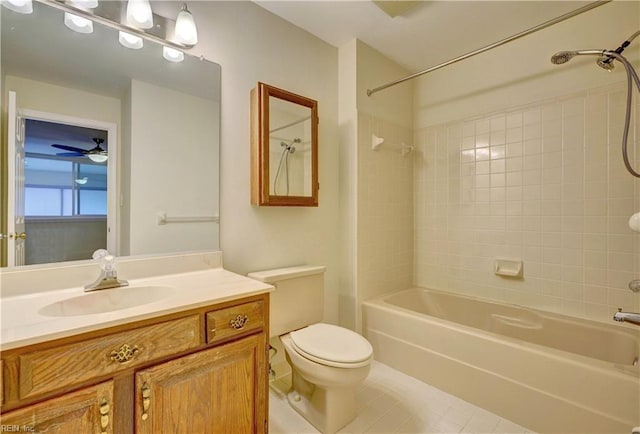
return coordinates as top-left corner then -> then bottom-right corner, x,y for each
119,31 -> 143,49
64,12 -> 93,33
5,0 -> 198,63
2,0 -> 33,14
174,3 -> 197,46
163,46 -> 184,63
126,0 -> 153,29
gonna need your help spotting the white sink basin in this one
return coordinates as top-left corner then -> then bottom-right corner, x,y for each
39,285 -> 176,317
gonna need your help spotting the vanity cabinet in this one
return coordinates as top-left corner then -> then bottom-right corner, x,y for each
0,381 -> 114,433
0,294 -> 269,433
136,334 -> 265,434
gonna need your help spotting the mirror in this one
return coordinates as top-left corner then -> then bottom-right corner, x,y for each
250,82 -> 318,207
1,1 -> 221,267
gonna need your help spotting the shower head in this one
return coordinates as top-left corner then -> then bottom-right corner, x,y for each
280,141 -> 296,153
550,51 -> 577,65
550,49 -> 610,66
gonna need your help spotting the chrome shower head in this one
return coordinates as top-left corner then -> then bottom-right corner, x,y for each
550,51 -> 577,65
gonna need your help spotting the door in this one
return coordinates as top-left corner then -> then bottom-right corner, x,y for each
6,91 -> 26,266
0,381 -> 114,433
135,333 -> 267,434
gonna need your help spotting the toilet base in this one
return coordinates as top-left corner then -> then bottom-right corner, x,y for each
286,369 -> 357,434
278,331 -> 371,434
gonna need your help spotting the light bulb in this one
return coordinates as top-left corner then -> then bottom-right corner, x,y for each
64,12 -> 93,33
68,0 -> 98,9
2,0 -> 33,14
163,46 -> 184,63
119,31 -> 143,49
174,3 -> 197,46
126,0 -> 153,29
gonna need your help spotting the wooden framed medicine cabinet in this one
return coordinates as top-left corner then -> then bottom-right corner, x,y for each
251,82 -> 318,206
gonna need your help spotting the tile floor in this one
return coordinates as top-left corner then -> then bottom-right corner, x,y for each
269,360 -> 535,434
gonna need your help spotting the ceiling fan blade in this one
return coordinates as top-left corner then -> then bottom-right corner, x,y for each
56,152 -> 85,157
51,144 -> 88,153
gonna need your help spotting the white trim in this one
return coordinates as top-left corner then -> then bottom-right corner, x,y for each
20,109 -> 118,255
25,216 -> 107,223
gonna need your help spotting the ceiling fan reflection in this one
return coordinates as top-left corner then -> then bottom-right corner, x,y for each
51,137 -> 108,163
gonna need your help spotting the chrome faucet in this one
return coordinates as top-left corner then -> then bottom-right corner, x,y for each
84,249 -> 129,292
613,308 -> 640,326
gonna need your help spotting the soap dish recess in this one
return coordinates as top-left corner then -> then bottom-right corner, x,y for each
494,258 -> 523,278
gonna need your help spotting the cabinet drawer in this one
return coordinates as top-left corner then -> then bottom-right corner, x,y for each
206,300 -> 265,344
18,315 -> 201,400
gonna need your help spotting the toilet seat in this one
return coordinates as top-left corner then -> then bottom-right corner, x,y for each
289,323 -> 373,368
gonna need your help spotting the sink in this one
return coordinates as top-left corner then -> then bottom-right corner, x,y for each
39,285 -> 176,317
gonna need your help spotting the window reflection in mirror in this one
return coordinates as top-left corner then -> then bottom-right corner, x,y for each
251,83 -> 318,207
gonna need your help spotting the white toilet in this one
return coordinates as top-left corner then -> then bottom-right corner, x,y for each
248,265 -> 373,434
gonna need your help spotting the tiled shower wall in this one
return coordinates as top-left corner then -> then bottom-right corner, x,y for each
358,112 -> 414,305
414,82 -> 640,323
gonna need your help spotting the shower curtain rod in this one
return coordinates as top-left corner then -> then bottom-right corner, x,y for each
366,0 -> 611,97
270,116 -> 312,134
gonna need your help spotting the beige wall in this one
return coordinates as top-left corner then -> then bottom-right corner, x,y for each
181,1 -> 342,323
339,40 -> 414,330
415,1 -> 640,128
4,76 -> 121,124
127,79 -> 219,255
413,1 -> 640,323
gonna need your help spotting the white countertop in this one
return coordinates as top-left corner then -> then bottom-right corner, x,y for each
1,267 -> 273,350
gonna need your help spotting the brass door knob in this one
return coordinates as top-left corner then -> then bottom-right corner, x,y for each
10,232 -> 26,240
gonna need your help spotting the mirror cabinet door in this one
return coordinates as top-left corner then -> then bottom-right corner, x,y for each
251,82 -> 318,207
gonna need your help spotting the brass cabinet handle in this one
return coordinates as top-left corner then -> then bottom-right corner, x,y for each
99,398 -> 110,434
109,344 -> 140,363
141,383 -> 151,421
229,314 -> 248,330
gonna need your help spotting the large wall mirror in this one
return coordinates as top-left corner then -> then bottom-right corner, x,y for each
251,82 -> 318,207
1,1 -> 221,268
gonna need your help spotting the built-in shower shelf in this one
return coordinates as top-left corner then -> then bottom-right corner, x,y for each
494,258 -> 523,278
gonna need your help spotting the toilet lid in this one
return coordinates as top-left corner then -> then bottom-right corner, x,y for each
289,323 -> 373,366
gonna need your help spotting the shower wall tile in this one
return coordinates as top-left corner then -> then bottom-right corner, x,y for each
414,82 -> 640,323
358,113 -> 414,304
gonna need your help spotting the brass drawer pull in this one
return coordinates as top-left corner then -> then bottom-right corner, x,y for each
109,344 -> 140,363
99,398 -> 110,434
141,383 -> 151,421
229,314 -> 248,330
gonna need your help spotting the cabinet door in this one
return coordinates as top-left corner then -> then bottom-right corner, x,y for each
135,333 -> 267,434
0,381 -> 114,434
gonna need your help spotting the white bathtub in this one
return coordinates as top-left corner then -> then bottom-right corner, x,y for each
362,287 -> 640,434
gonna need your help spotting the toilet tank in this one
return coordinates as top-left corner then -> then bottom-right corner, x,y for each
248,265 -> 325,337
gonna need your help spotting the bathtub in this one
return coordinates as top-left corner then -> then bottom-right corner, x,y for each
362,287 -> 640,434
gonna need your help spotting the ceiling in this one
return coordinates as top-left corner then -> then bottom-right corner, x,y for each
254,1 -> 592,72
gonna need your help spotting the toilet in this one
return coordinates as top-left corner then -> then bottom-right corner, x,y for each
248,265 -> 373,434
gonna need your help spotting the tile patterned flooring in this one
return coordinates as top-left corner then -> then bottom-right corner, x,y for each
269,361 -> 535,434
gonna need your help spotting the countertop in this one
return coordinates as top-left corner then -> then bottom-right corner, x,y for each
1,267 -> 273,350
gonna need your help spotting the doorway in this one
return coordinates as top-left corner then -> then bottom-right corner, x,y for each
16,113 -> 117,265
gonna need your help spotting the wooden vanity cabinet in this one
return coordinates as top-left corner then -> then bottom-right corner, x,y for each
0,293 -> 269,434
0,381 -> 114,433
